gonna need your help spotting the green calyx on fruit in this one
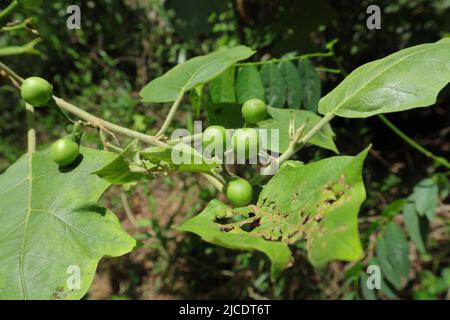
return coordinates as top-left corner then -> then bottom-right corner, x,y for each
241,98 -> 267,124
202,125 -> 227,152
50,138 -> 80,166
226,179 -> 253,207
19,0 -> 43,10
232,128 -> 259,159
21,76 -> 53,107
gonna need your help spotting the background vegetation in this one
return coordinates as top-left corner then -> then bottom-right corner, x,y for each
0,0 -> 449,299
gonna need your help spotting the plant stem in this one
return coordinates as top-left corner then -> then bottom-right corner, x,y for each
1,22 -> 25,33
316,67 -> 342,74
0,61 -> 228,190
167,132 -> 203,145
377,114 -> 450,169
331,54 -> 348,77
53,97 -> 168,148
106,142 -> 124,153
0,61 -> 21,82
120,192 -> 138,228
235,51 -> 333,67
261,113 -> 335,176
25,103 -> 35,153
202,172 -> 224,192
283,113 -> 334,160
0,62 -> 226,192
0,0 -> 18,21
0,61 -> 167,147
155,92 -> 184,138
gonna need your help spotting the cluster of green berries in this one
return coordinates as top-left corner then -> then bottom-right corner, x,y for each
21,76 -> 80,167
21,73 -> 267,207
202,98 -> 268,207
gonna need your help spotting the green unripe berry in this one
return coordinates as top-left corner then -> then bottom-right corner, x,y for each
242,98 -> 267,124
21,77 -> 53,107
50,139 -> 79,166
202,125 -> 227,153
226,179 -> 253,207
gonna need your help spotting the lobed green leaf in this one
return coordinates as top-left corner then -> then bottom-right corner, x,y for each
0,148 -> 135,299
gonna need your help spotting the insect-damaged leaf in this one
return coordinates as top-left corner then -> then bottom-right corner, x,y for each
179,147 -> 369,276
258,147 -> 369,266
177,200 -> 292,279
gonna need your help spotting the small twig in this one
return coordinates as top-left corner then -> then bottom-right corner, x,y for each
222,162 -> 239,180
120,192 -> 138,228
235,51 -> 333,67
25,103 -> 35,153
331,54 -> 348,77
100,126 -> 120,145
53,96 -> 167,147
0,61 -> 230,193
261,113 -> 334,175
106,142 -> 124,153
0,61 -> 167,148
378,114 -> 450,169
99,129 -> 108,150
155,92 -> 185,139
0,0 -> 18,21
316,67 -> 342,74
201,173 -> 224,192
167,132 -> 203,145
206,170 -> 227,186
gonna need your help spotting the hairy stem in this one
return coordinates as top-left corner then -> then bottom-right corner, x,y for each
0,61 -> 20,82
202,172 -> 224,192
120,192 -> 138,228
0,61 -> 167,147
316,67 -> 342,74
25,103 -> 35,153
331,54 -> 348,77
1,17 -> 35,33
167,132 -> 203,145
155,92 -> 184,139
378,114 -> 450,169
260,113 -> 335,176
0,61 -> 227,191
53,97 -> 168,148
207,170 -> 227,186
